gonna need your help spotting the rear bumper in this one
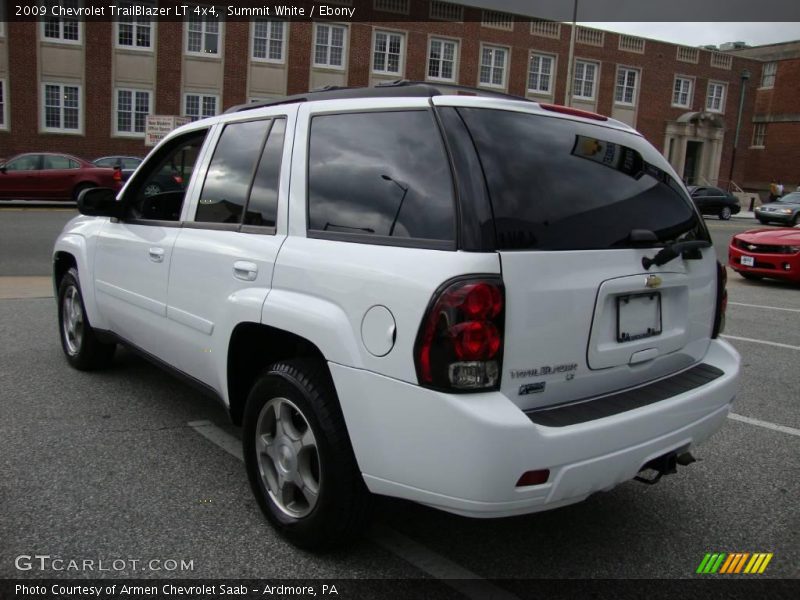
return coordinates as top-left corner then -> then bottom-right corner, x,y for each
331,339 -> 740,518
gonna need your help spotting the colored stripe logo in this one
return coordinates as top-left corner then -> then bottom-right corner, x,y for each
696,552 -> 773,574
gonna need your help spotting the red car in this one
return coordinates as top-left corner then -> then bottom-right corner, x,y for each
0,152 -> 122,201
729,228 -> 800,282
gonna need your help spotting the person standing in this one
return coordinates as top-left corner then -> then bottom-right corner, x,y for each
768,180 -> 779,202
777,182 -> 784,198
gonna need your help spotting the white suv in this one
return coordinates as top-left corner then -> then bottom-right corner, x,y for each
54,83 -> 740,550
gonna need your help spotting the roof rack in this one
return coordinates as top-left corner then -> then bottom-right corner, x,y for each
224,80 -> 532,114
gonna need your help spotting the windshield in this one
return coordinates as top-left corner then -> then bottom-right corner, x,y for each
455,107 -> 708,251
777,193 -> 800,204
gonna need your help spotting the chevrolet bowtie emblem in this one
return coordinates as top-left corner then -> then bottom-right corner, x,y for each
748,244 -> 757,251
645,275 -> 662,289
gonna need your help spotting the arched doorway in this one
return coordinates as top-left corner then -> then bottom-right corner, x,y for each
663,112 -> 726,186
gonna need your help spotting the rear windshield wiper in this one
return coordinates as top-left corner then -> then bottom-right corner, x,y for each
641,238 -> 711,270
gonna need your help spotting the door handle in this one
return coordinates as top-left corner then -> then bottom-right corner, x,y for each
148,247 -> 165,263
233,261 -> 258,282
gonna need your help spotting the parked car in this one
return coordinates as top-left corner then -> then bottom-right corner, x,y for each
0,152 -> 122,201
687,185 -> 741,220
755,192 -> 800,226
53,83 -> 740,550
92,155 -> 184,197
729,227 -> 800,282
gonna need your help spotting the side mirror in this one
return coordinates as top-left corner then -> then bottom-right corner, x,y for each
78,187 -> 124,218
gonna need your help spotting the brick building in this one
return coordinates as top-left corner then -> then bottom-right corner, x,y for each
0,1 -> 789,193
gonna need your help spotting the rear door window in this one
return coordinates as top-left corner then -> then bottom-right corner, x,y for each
307,110 -> 455,246
455,107 -> 706,250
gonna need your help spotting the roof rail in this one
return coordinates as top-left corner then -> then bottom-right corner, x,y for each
224,81 -> 531,114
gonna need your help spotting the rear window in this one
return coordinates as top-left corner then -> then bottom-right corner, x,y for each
457,108 -> 706,250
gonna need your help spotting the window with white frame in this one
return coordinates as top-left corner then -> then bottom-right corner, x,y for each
614,67 -> 639,105
186,12 -> 219,55
117,1 -> 153,49
43,0 -> 80,43
115,89 -> 151,136
373,31 -> 403,75
314,23 -> 347,69
573,60 -> 598,100
428,38 -> 458,82
527,54 -> 554,94
706,82 -> 726,113
43,83 -> 81,132
672,76 -> 693,108
752,123 -> 766,147
184,94 -> 218,121
479,45 -> 508,88
252,20 -> 285,62
760,62 -> 777,88
0,79 -> 6,130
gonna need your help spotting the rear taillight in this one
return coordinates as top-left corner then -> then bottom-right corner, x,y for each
173,175 -> 183,185
712,261 -> 727,338
414,277 -> 504,392
112,168 -> 122,182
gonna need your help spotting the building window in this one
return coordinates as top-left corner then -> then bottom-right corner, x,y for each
252,20 -> 285,62
43,83 -> 81,133
0,79 -> 7,130
43,0 -> 80,43
672,76 -> 693,108
614,67 -> 639,105
373,0 -> 409,14
116,89 -> 151,136
573,60 -> 598,100
186,12 -> 220,55
184,94 -> 218,121
427,38 -> 458,82
116,1 -> 153,49
373,31 -> 403,75
752,123 -> 766,148
313,23 -> 347,69
760,62 -> 777,88
481,10 -> 513,31
479,45 -> 508,89
706,82 -> 727,113
429,1 -> 462,21
527,54 -> 554,94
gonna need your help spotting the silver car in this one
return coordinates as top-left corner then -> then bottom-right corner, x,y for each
756,192 -> 800,226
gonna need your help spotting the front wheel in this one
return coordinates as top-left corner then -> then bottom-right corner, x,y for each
243,359 -> 371,551
719,207 -> 732,220
58,267 -> 115,370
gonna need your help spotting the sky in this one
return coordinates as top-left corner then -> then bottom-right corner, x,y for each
584,22 -> 800,49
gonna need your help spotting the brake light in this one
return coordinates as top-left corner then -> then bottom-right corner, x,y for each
539,103 -> 608,121
112,167 -> 122,182
414,277 -> 504,391
173,175 -> 184,184
712,261 -> 727,338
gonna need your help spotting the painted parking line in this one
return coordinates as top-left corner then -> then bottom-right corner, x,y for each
722,334 -> 800,351
728,413 -> 800,438
188,420 -> 521,600
728,302 -> 800,313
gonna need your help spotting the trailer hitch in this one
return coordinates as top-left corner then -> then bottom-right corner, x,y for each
634,451 -> 696,485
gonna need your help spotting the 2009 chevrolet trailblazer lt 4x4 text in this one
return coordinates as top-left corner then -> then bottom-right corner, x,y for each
53,82 -> 740,550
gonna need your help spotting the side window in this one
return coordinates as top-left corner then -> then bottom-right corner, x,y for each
125,129 -> 207,222
307,110 -> 455,243
244,118 -> 285,227
5,155 -> 41,171
94,158 -> 114,168
43,155 -> 76,169
123,158 -> 142,170
195,119 -> 272,224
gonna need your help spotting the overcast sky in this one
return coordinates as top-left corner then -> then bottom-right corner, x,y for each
583,22 -> 800,48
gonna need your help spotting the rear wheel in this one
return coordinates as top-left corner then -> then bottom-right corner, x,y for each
243,359 -> 370,551
719,207 -> 732,220
58,267 -> 116,370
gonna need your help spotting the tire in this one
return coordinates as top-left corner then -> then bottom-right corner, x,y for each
72,182 -> 95,203
57,267 -> 116,370
243,358 -> 371,551
757,218 -> 768,225
740,273 -> 762,281
143,182 -> 162,197
792,214 -> 799,227
719,206 -> 732,220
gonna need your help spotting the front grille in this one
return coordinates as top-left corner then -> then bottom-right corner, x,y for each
735,239 -> 793,254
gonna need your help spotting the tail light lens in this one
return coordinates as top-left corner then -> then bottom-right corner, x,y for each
173,174 -> 184,185
712,261 -> 727,338
414,277 -> 504,392
112,167 -> 122,182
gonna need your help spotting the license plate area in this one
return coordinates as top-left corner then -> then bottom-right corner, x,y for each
741,255 -> 755,267
617,292 -> 662,343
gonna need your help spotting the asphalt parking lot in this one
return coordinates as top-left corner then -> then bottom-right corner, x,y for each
0,206 -> 797,593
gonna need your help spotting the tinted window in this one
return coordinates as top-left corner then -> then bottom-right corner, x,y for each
5,155 -> 40,171
122,158 -> 142,169
244,118 -> 285,227
457,108 -> 706,250
94,158 -> 115,168
43,155 -> 77,170
196,119 -> 271,224
308,110 -> 455,242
